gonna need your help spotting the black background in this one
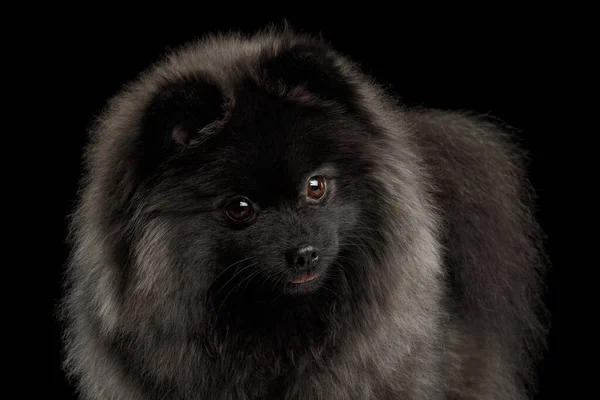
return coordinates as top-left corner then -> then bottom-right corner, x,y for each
45,12 -> 564,399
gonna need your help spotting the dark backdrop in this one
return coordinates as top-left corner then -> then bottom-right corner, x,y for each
47,13 -> 562,399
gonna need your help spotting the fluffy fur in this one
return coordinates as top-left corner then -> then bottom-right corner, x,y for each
60,24 -> 547,399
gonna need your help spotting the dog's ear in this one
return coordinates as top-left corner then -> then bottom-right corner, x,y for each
142,78 -> 226,149
262,43 -> 359,107
135,77 -> 227,175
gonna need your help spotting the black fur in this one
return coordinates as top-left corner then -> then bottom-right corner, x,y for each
60,24 -> 547,399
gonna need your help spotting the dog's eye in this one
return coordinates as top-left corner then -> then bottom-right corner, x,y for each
307,176 -> 326,200
226,198 -> 253,221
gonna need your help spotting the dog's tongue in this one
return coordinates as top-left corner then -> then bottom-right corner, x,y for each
290,273 -> 319,284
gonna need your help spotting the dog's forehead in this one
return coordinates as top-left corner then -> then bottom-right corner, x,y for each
197,103 -> 339,203
221,93 -> 329,169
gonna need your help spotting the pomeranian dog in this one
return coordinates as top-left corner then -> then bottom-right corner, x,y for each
60,24 -> 547,399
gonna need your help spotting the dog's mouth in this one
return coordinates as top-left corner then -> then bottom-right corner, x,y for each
283,269 -> 327,295
290,273 -> 320,284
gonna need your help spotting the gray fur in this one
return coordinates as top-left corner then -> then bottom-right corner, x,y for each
59,24 -> 547,399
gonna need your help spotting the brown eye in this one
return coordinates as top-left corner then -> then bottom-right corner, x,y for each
307,176 -> 326,200
226,197 -> 253,221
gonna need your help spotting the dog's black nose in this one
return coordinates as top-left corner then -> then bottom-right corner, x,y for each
285,245 -> 319,269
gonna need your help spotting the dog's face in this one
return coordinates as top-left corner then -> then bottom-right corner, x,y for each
131,47 -> 383,304
151,92 -> 375,300
136,87 -> 379,303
